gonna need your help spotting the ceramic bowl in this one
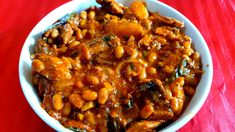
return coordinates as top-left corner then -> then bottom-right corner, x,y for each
19,0 -> 213,131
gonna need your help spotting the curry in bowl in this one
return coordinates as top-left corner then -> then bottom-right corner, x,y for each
31,0 -> 202,131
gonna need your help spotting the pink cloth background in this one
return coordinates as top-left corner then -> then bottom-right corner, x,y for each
0,0 -> 234,131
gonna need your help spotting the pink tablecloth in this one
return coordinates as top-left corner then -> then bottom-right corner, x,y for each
0,0 -> 234,131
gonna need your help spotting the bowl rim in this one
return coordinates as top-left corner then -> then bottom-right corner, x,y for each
18,0 -> 213,131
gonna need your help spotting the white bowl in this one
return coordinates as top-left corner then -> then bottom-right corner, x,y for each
18,0 -> 213,131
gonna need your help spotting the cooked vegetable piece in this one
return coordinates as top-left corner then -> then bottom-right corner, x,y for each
105,21 -> 143,38
130,1 -> 149,20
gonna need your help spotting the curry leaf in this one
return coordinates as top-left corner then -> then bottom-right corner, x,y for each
168,59 -> 189,83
